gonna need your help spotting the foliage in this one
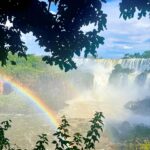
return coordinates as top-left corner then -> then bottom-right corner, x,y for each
83,112 -> 104,150
123,51 -> 150,59
140,140 -> 150,150
72,133 -> 83,150
52,115 -> 72,150
142,51 -> 150,58
0,0 -> 107,71
0,112 -> 104,150
0,120 -> 12,150
0,0 -> 149,71
123,53 -> 142,59
120,0 -> 150,19
119,139 -> 150,150
52,112 -> 104,150
33,134 -> 49,150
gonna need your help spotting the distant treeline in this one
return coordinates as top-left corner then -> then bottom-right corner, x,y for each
123,50 -> 150,59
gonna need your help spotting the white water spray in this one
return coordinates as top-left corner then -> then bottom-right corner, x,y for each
60,58 -> 150,125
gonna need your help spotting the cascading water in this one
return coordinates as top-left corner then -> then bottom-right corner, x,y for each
61,58 -> 150,125
76,58 -> 150,88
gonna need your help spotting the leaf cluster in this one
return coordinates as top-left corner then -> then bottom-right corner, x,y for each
52,112 -> 104,150
0,120 -> 12,150
0,0 -> 107,71
34,134 -> 49,150
120,0 -> 150,19
123,50 -> 150,59
0,112 -> 104,150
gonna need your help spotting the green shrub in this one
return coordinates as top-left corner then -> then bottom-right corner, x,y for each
0,112 -> 104,150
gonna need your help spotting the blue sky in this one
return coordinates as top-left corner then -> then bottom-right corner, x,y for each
22,0 -> 150,58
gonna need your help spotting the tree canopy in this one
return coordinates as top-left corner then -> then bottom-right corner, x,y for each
120,0 -> 150,19
123,50 -> 150,59
0,0 -> 149,71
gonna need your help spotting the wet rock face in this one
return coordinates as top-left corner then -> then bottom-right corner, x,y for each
125,97 -> 150,115
0,81 -> 13,95
3,82 -> 13,95
135,72 -> 148,86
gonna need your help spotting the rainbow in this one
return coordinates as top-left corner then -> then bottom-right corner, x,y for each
0,73 -> 59,129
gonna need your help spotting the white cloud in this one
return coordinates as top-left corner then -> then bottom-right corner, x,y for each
97,0 -> 150,58
135,20 -> 150,28
80,23 -> 97,33
21,32 -> 45,55
123,45 -> 133,50
5,20 -> 13,28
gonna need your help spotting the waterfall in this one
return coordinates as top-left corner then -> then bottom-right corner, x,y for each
76,58 -> 150,70
120,59 -> 150,71
75,58 -> 150,88
95,58 -> 150,71
62,58 -> 150,124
